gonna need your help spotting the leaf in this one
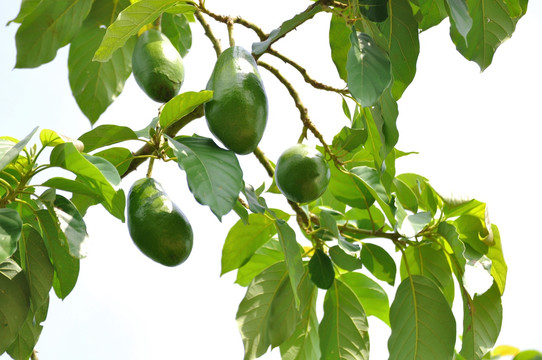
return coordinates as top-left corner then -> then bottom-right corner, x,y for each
41,177 -> 103,200
399,211 -> 432,238
78,125 -> 138,153
39,129 -> 85,151
6,299 -> 48,360
93,0 -> 196,62
369,88 -> 399,160
515,351 -> 542,360
0,209 -> 23,263
19,225 -> 53,309
15,0 -> 94,68
83,153 -> 121,187
221,212 -> 287,275
252,4 -> 323,56
319,211 -> 340,240
168,135 -> 243,220
159,91 -> 213,130
236,239 -> 284,287
347,29 -> 392,107
8,0 -> 42,24
339,272 -> 390,326
35,210 -> 80,299
393,177 -> 418,213
329,13 -> 351,82
52,195 -> 89,259
388,275 -> 456,359
93,147 -> 133,176
50,143 -> 126,221
161,13 -> 192,57
415,0 -> 448,30
308,249 -> 335,289
242,184 -> 267,214
359,0 -> 389,22
319,277 -> 370,360
350,166 -> 394,225
329,245 -> 362,271
0,259 -> 30,353
459,281 -> 502,360
400,244 -> 455,305
487,224 -> 507,294
378,0 -> 420,99
361,243 -> 397,285
0,127 -> 38,171
275,220 -> 305,308
450,0 -> 516,70
328,164 -> 375,210
332,126 -> 367,155
69,23 -> 135,124
446,0 -> 473,40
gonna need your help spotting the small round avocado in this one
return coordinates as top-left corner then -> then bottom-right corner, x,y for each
132,29 -> 185,103
127,178 -> 193,266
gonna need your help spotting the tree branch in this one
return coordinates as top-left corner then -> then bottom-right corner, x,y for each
195,10 -> 222,56
197,4 -> 268,40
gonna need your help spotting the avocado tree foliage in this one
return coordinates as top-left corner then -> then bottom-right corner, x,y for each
0,0 -> 531,359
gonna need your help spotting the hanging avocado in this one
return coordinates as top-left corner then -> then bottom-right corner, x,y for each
132,29 -> 185,103
204,46 -> 268,155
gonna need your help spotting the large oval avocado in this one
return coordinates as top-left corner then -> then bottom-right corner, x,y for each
132,29 -> 185,103
127,178 -> 193,266
204,46 -> 268,155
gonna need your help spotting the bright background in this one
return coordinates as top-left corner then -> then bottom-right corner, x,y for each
1,1 -> 541,359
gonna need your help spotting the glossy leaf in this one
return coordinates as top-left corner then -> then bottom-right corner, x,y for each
39,129 -> 84,151
168,135 -> 243,220
83,153 -> 122,187
450,0 -> 516,70
308,249 -> 335,289
347,29 -> 392,107
275,219 -> 305,308
0,209 -> 23,263
93,147 -> 133,176
388,275 -> 456,359
221,212 -> 287,275
361,243 -> 396,285
350,166 -> 394,225
159,91 -> 213,130
0,127 -> 37,172
93,0 -> 196,62
0,259 -> 30,353
52,195 -> 89,259
328,164 -> 375,210
236,239 -> 284,287
329,14 -> 351,82
460,281 -> 502,360
78,125 -> 138,153
319,277 -> 370,360
15,0 -> 94,68
487,224 -> 507,294
446,0 -> 473,40
329,245 -> 362,271
161,13 -> 192,57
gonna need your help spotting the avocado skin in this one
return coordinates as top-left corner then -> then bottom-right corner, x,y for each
204,46 -> 268,155
132,29 -> 185,103
275,144 -> 331,204
127,178 -> 193,267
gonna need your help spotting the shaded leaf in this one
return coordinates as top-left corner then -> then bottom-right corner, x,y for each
236,239 -> 284,287
0,209 -> 23,263
308,249 -> 335,289
329,14 -> 351,82
328,164 -> 375,210
350,166 -> 394,225
275,220 -> 305,308
52,195 -> 89,259
41,177 -> 103,200
361,243 -> 396,285
93,147 -> 133,177
446,0 -> 473,40
0,127 -> 37,172
329,245 -> 362,271
78,125 -> 138,153
161,13 -> 192,57
415,0 -> 448,30
6,299 -> 48,360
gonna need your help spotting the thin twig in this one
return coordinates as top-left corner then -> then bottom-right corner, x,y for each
195,10 -> 222,56
253,147 -> 274,177
227,17 -> 235,47
197,5 -> 267,40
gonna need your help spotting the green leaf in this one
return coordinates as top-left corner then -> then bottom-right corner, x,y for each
83,153 -> 121,187
168,135 -> 243,220
35,210 -> 79,299
400,244 -> 455,305
515,351 -> 542,360
446,0 -> 473,40
0,127 -> 38,171
359,0 -> 389,22
93,147 -> 133,177
388,275 -> 456,359
221,212 -> 287,275
8,0 -> 42,24
0,259 -> 30,353
52,195 -> 89,259
15,0 -> 94,68
369,88 -> 399,160
308,249 -> 335,289
19,225 -> 53,309
329,245 -> 362,271
328,164 -> 375,210
350,166 -> 394,225
39,129 -> 84,151
347,29 -> 392,107
399,211 -> 432,238
487,224 -> 507,294
41,177 -> 103,200
6,299 -> 48,360
78,125 -> 138,153
161,13 -> 192,57
361,243 -> 396,285
69,24 -> 135,124
378,0 -> 420,99
339,272 -> 390,326
393,178 -> 418,213
242,184 -> 267,214
252,4 -> 323,56
319,277 -> 370,360
93,0 -> 196,62
415,0 -> 448,30
450,0 -> 516,70
329,13 -> 351,82
319,211 -> 340,240
236,263 -> 312,359
0,209 -> 23,263
460,282 -> 502,360
50,143 -> 126,221
275,220 -> 305,308
332,126 -> 367,155
236,239 -> 284,287
159,91 -> 213,130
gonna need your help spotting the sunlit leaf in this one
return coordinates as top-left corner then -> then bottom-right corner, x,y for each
159,91 -> 213,130
52,195 -> 89,259
78,125 -> 138,153
0,127 -> 37,172
340,272 -> 390,326
236,239 -> 284,287
329,14 -> 351,82
361,243 -> 396,285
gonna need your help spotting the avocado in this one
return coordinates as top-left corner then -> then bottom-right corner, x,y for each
204,46 -> 268,155
127,178 -> 193,266
132,29 -> 185,103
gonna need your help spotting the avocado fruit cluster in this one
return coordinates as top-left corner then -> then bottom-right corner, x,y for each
127,178 -> 193,267
204,46 -> 268,155
275,144 -> 331,204
132,29 -> 185,103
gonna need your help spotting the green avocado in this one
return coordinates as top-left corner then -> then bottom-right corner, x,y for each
132,29 -> 185,103
127,178 -> 193,267
275,144 -> 331,204
204,46 -> 268,154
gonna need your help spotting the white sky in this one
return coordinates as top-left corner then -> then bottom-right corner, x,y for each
1,1 -> 541,359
